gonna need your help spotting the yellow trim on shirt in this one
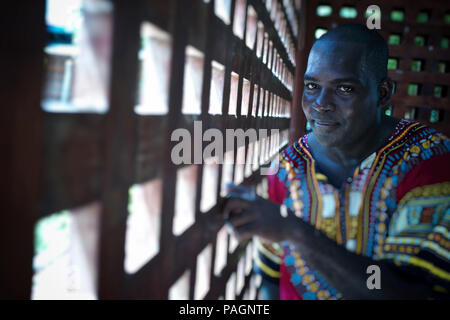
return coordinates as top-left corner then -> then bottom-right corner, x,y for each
406,256 -> 450,282
256,238 -> 283,265
258,245 -> 282,265
316,173 -> 328,181
255,256 -> 281,278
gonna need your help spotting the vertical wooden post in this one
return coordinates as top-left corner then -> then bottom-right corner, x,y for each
289,0 -> 313,143
0,1 -> 45,299
98,0 -> 141,299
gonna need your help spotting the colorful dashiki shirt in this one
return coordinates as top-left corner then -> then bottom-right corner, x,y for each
254,120 -> 450,299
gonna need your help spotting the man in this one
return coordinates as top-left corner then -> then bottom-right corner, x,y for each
222,24 -> 450,299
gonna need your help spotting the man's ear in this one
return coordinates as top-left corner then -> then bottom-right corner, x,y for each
378,77 -> 393,108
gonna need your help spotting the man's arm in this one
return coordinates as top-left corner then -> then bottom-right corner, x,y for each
223,197 -> 432,299
283,214 -> 431,299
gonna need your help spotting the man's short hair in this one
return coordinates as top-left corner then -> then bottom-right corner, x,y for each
314,23 -> 389,84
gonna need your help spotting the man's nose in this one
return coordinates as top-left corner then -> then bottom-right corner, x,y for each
312,88 -> 335,112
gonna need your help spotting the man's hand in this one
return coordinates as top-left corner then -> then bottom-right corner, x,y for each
222,190 -> 292,243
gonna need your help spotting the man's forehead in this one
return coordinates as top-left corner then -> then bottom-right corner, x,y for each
306,40 -> 368,80
312,39 -> 368,54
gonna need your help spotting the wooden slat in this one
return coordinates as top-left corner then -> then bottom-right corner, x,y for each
391,96 -> 450,111
388,70 -> 450,87
97,0 -> 142,299
250,0 -> 296,73
0,0 -> 46,299
289,0 -> 311,143
279,0 -> 299,49
155,0 -> 193,299
41,113 -> 104,215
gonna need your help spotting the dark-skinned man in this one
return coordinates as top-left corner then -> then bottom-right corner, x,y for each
222,24 -> 450,300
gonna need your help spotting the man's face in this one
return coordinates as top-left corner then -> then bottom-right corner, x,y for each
302,40 -> 380,148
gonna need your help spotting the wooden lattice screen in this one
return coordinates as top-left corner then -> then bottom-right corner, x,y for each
300,0 -> 450,136
1,0 -> 301,299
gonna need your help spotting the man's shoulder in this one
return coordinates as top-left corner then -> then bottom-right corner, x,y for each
391,121 -> 450,201
398,121 -> 450,155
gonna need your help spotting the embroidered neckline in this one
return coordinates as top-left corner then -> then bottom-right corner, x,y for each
297,119 -> 418,176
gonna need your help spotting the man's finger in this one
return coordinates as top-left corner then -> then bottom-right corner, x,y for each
222,197 -> 251,219
228,209 -> 256,228
233,221 -> 258,242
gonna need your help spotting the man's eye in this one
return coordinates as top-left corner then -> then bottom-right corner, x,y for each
337,85 -> 354,94
306,83 -> 318,90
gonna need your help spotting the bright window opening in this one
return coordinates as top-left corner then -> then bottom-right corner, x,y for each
229,72 -> 239,116
173,165 -> 198,236
246,6 -> 258,49
214,226 -> 228,276
316,5 -> 332,17
388,58 -> 398,70
194,244 -> 212,299
42,0 -> 113,113
32,202 -> 101,300
315,28 -> 328,39
389,34 -> 401,45
225,272 -> 236,300
124,179 -> 162,274
209,61 -> 225,115
200,158 -> 219,213
169,270 -> 190,299
339,6 -> 357,19
241,78 -> 251,116
215,0 -> 232,25
391,9 -> 405,22
233,0 -> 246,39
182,46 -> 204,115
135,22 -> 172,115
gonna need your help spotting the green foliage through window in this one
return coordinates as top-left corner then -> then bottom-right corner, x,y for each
445,13 -> 450,24
414,36 -> 426,46
315,28 -> 328,39
411,60 -> 422,72
384,106 -> 393,116
316,5 -> 332,17
404,107 -> 416,120
339,7 -> 357,19
388,58 -> 398,70
34,210 -> 71,274
430,110 -> 440,123
391,10 -> 404,22
434,86 -> 442,97
408,84 -> 419,96
417,11 -> 430,23
389,34 -> 401,45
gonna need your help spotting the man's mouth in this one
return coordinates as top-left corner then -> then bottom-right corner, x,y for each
312,120 -> 340,131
